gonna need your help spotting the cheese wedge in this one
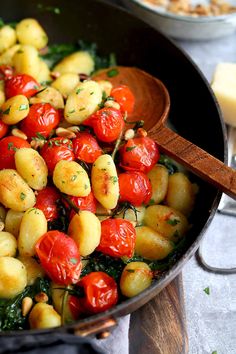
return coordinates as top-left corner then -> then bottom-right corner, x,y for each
211,63 -> 236,127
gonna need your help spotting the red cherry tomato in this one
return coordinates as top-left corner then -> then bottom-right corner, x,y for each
65,192 -> 97,220
72,131 -> 102,163
5,74 -> 40,98
84,107 -> 124,143
35,230 -> 82,285
0,65 -> 13,80
0,136 -> 30,169
21,103 -> 60,139
119,137 -> 160,174
78,272 -> 118,314
40,137 -> 75,174
97,218 -> 136,258
0,121 -> 8,139
119,171 -> 152,206
110,85 -> 135,114
68,295 -> 82,320
35,186 -> 60,222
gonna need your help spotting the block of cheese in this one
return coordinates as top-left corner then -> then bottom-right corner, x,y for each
211,63 -> 236,127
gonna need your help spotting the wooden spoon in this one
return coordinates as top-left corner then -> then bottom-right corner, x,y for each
93,66 -> 236,200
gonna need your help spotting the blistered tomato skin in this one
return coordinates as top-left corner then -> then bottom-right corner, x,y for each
119,137 -> 160,174
35,230 -> 82,285
20,103 -> 60,139
65,192 -> 97,220
97,218 -> 136,258
72,131 -> 102,163
40,137 -> 75,175
84,107 -> 124,143
78,272 -> 118,314
110,84 -> 135,114
5,74 -> 40,98
0,121 -> 8,139
35,186 -> 60,222
0,136 -> 30,169
119,171 -> 152,206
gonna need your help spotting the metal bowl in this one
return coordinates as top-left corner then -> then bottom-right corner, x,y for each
0,0 -> 226,344
122,0 -> 236,40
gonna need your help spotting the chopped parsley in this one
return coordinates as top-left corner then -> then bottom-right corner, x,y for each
71,175 -> 77,182
68,109 -> 75,114
204,287 -> 210,295
2,107 -> 10,115
76,88 -> 84,95
37,4 -> 61,15
107,68 -> 119,78
20,192 -> 26,201
70,258 -> 78,264
79,107 -> 86,112
19,104 -> 28,111
110,176 -> 118,184
126,269 -> 135,273
166,218 -> 180,226
126,146 -> 136,152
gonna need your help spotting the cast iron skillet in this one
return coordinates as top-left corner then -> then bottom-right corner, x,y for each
0,0 -> 226,350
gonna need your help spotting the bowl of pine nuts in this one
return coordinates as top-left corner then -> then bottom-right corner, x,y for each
122,0 -> 236,40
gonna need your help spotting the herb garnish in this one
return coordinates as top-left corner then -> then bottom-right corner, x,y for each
204,287 -> 210,295
20,192 -> 26,201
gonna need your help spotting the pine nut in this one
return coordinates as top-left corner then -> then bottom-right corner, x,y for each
22,297 -> 33,316
137,128 -> 147,137
67,126 -> 80,133
30,139 -> 45,150
124,129 -> 135,141
104,100 -> 120,110
12,128 -> 27,140
56,127 -> 76,139
34,292 -> 49,303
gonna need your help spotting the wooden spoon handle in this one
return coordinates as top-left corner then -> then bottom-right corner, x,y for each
150,125 -> 236,199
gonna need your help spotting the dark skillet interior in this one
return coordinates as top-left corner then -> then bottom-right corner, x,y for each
0,0 -> 226,336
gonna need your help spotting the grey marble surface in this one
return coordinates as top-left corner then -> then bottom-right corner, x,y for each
177,35 -> 236,354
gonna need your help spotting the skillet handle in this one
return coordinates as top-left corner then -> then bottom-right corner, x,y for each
149,125 -> 236,199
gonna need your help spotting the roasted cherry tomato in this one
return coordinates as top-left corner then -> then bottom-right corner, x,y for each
72,131 -> 102,163
97,218 -> 136,258
84,107 -> 124,143
78,272 -> 118,314
21,103 -> 60,139
35,186 -> 60,222
65,192 -> 97,220
5,74 -> 40,98
68,295 -> 82,320
119,171 -> 152,206
0,65 -> 13,80
40,137 -> 75,174
35,230 -> 82,285
0,136 -> 30,169
119,137 -> 160,174
0,121 -> 8,139
110,85 -> 135,114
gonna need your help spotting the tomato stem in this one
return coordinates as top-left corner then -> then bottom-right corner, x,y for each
61,288 -> 69,326
111,127 -> 124,160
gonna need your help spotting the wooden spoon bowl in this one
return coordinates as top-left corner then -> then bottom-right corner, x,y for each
94,66 -> 236,200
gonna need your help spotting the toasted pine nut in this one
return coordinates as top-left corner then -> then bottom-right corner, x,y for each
22,297 -> 33,316
30,139 -> 45,150
97,80 -> 113,97
137,128 -> 147,137
34,292 -> 49,303
124,129 -> 135,141
12,128 -> 27,140
104,100 -> 120,110
67,126 -> 80,133
56,127 -> 76,139
0,221 -> 4,232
